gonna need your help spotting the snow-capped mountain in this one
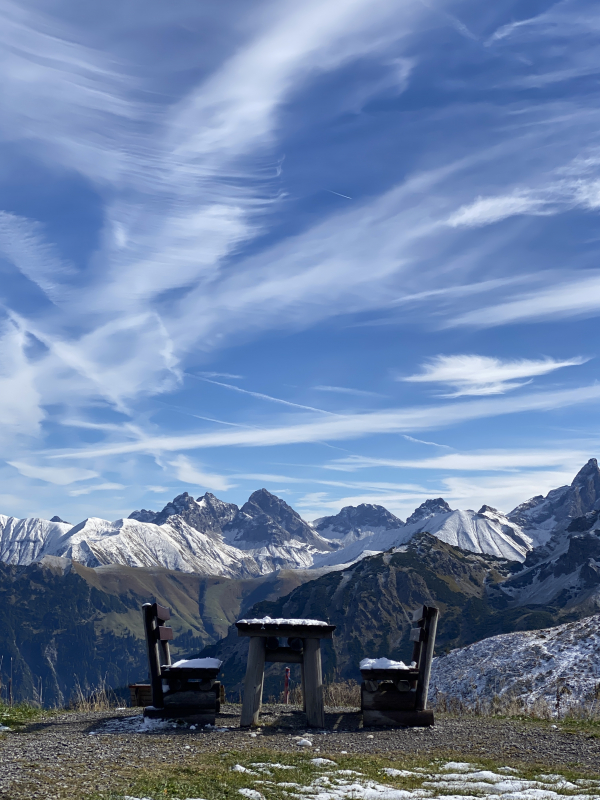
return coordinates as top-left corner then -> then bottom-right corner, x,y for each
430,613 -> 600,708
312,499 -> 532,568
129,491 -> 238,537
2,460 -> 600,579
313,503 -> 404,545
0,515 -> 72,565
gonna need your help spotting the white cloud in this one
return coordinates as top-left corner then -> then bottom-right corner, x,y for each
68,482 -> 125,496
328,448 -> 592,473
452,273 -> 600,327
8,461 -> 98,485
446,192 -> 549,227
314,385 -> 384,398
402,354 -> 587,396
50,383 -> 600,459
168,455 -> 235,492
0,319 -> 45,441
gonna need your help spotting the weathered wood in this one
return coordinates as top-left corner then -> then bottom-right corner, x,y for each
163,690 -> 217,709
152,602 -> 171,622
236,624 -> 334,639
415,606 -> 438,711
361,683 -> 417,712
360,668 -> 419,682
142,603 -> 163,708
303,638 -> 324,728
363,709 -> 434,727
129,684 -> 152,707
240,636 -> 266,727
158,625 -> 174,641
301,660 -> 306,712
409,626 -> 425,643
265,648 -> 304,664
412,605 -> 425,623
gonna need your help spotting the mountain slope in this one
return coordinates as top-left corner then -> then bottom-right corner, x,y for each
430,613 -> 600,708
0,556 -> 328,705
129,491 -> 238,537
0,515 -> 72,565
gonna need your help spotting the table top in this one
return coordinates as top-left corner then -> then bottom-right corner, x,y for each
235,619 -> 336,638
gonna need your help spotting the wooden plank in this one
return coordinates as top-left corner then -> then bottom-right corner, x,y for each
152,602 -> 171,622
304,638 -> 324,728
412,605 -> 425,623
163,690 -> 217,709
363,709 -> 434,727
361,685 -> 417,712
265,648 -> 303,664
237,625 -> 334,639
360,668 -> 419,681
409,627 -> 425,643
158,625 -> 174,641
142,603 -> 163,708
240,636 -> 266,727
415,606 -> 439,711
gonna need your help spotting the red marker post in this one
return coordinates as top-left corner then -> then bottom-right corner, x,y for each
284,666 -> 290,704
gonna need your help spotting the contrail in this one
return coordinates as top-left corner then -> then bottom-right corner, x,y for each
326,189 -> 352,200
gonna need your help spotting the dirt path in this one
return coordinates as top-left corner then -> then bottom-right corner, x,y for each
0,705 -> 598,799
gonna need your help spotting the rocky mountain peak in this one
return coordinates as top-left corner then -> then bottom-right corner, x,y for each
406,498 -> 452,526
223,489 -> 334,551
50,516 -> 69,524
478,505 -> 500,516
129,491 -> 238,537
313,503 -> 404,540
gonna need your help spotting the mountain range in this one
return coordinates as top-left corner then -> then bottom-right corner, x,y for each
2,460 -> 599,577
2,459 -> 600,705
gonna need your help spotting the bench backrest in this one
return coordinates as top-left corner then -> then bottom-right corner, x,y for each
142,602 -> 173,707
409,604 -> 439,711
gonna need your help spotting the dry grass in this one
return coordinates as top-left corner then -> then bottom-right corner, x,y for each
284,679 -> 360,708
69,678 -> 121,712
431,688 -> 600,722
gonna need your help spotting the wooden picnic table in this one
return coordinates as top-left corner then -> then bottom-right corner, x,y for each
236,618 -> 336,728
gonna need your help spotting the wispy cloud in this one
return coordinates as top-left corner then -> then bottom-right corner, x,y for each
402,354 -> 588,396
191,375 -> 338,415
327,448 -> 592,473
7,461 -> 98,485
313,385 -> 384,398
168,454 -> 235,492
401,434 -> 451,448
452,273 -> 600,327
49,384 -> 600,459
69,482 -> 125,497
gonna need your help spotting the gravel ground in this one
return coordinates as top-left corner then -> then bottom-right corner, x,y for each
0,704 -> 598,799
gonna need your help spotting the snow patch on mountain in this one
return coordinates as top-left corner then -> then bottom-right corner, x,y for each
0,515 -> 72,565
430,613 -> 600,708
313,500 -> 531,568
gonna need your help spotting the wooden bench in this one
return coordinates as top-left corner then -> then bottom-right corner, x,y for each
236,618 -> 336,728
142,602 -> 222,725
360,604 -> 439,727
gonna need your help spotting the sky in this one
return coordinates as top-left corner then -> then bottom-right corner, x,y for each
1,0 -> 600,524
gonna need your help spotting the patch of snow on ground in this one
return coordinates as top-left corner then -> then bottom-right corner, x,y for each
120,760 -> 600,800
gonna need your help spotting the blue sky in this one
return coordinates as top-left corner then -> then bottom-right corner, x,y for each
1,0 -> 600,524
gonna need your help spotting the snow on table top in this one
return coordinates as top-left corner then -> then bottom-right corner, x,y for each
360,657 -> 416,670
169,657 -> 222,669
237,616 -> 330,626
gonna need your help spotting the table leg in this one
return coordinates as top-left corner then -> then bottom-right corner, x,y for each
241,636 -> 265,727
303,638 -> 324,728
